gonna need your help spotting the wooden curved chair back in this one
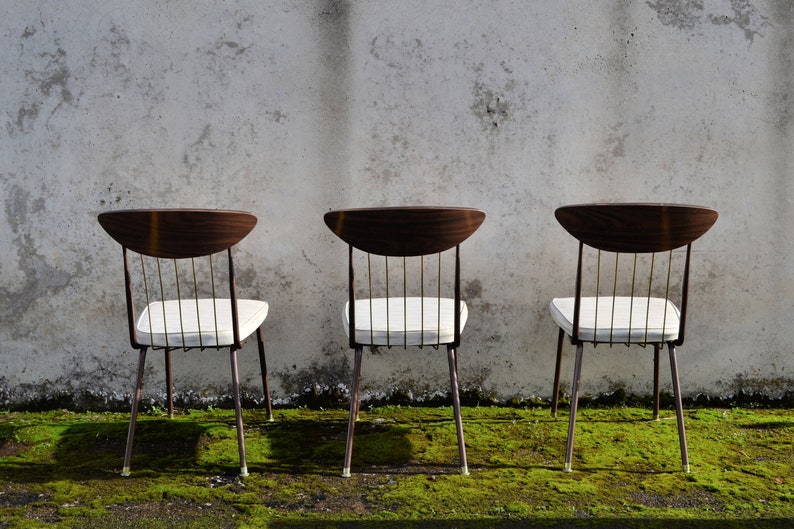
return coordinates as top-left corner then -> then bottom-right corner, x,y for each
555,203 -> 718,254
324,207 -> 486,349
324,206 -> 485,257
555,203 -> 718,347
98,209 -> 258,351
98,209 -> 257,259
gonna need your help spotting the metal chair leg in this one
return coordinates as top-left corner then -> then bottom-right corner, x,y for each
447,345 -> 469,476
122,347 -> 147,477
552,328 -> 565,417
342,346 -> 363,478
164,348 -> 174,417
351,349 -> 362,423
564,343 -> 584,472
653,345 -> 661,421
667,342 -> 690,473
230,347 -> 249,477
256,326 -> 273,422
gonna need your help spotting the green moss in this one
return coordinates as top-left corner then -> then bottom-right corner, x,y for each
1,406 -> 794,526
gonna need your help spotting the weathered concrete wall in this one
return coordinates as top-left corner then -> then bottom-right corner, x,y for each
1,1 -> 792,408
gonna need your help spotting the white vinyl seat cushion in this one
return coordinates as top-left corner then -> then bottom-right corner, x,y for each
344,297 -> 467,346
136,298 -> 269,348
550,296 -> 680,343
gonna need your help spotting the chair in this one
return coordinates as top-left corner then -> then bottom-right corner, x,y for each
549,203 -> 717,473
97,208 -> 273,477
324,206 -> 486,477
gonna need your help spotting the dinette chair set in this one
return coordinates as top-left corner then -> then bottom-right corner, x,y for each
97,203 -> 718,478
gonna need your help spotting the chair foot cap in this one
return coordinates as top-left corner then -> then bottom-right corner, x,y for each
239,467 -> 249,478
121,467 -> 131,477
563,464 -> 573,473
342,468 -> 351,478
460,466 -> 470,476
683,464 -> 691,473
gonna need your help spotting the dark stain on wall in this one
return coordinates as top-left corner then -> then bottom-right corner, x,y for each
15,104 -> 39,133
595,122 -> 629,174
463,279 -> 483,300
277,356 -> 352,408
37,57 -> 72,104
183,124 -> 214,170
708,0 -> 770,43
646,0 -> 704,31
647,0 -> 770,42
471,80 -> 512,131
12,28 -> 74,133
1,187 -> 72,337
769,2 -> 793,136
312,0 -> 352,184
4,375 -> 794,412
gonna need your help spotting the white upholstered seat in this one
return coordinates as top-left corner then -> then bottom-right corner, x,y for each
344,297 -> 468,346
550,296 -> 679,344
137,299 -> 269,348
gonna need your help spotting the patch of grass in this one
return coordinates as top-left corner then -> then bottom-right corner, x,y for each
1,406 -> 793,527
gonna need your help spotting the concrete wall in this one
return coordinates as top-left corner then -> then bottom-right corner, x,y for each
1,0 -> 792,409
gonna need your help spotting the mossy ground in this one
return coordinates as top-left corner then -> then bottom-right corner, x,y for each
0,405 -> 792,528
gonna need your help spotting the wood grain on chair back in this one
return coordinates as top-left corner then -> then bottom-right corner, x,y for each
98,208 -> 258,351
98,209 -> 258,258
324,207 -> 486,257
554,203 -> 718,253
555,203 -> 718,348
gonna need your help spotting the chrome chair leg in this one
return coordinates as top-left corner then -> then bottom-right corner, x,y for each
230,347 -> 249,477
122,347 -> 147,477
342,346 -> 363,477
352,362 -> 362,424
653,345 -> 661,421
667,342 -> 690,473
256,326 -> 274,421
564,343 -> 584,472
165,348 -> 174,417
552,328 -> 565,417
447,345 -> 469,476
